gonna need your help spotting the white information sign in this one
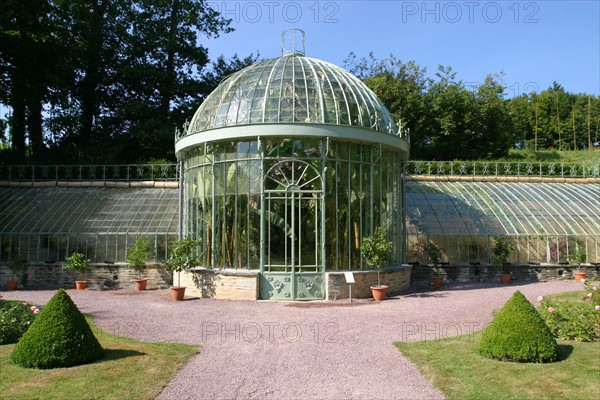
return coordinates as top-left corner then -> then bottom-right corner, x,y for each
344,272 -> 355,284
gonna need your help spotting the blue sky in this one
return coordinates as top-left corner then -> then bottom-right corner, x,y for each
203,0 -> 600,97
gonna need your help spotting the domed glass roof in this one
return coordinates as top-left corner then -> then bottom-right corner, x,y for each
186,54 -> 399,136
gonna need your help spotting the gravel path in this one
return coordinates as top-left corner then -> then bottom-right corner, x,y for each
1,280 -> 581,400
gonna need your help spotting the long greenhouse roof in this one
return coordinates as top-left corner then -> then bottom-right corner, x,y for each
0,187 -> 178,235
405,181 -> 599,237
0,182 -> 598,237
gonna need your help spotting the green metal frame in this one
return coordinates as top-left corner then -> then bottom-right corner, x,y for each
0,164 -> 178,182
406,160 -> 599,178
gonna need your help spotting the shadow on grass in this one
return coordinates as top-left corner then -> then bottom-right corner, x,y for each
101,348 -> 145,362
556,344 -> 574,361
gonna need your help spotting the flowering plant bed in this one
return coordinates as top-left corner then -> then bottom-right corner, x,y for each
538,280 -> 600,341
0,298 -> 40,344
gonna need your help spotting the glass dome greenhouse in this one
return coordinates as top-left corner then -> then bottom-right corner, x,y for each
186,55 -> 398,135
175,32 -> 410,300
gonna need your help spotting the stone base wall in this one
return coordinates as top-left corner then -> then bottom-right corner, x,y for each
180,268 -> 260,301
6,262 -> 595,297
326,266 -> 412,300
0,263 -> 171,291
173,266 -> 412,301
411,263 -> 600,284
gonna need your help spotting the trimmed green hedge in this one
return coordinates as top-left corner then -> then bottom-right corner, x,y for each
10,289 -> 104,369
479,291 -> 557,363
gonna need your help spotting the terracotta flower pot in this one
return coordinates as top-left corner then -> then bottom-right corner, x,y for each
134,278 -> 148,291
432,275 -> 444,288
370,285 -> 388,301
574,271 -> 586,282
75,280 -> 87,290
500,274 -> 511,284
7,280 -> 18,290
170,286 -> 186,301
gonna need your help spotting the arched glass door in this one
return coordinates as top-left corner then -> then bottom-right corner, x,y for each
260,160 -> 325,300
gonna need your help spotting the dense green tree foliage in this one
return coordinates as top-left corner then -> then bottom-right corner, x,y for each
0,0 -> 62,163
346,53 -> 600,160
2,16 -> 598,163
510,83 -> 600,151
1,0 -> 257,164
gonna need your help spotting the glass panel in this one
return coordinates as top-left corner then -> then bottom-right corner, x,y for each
305,74 -> 321,123
249,194 -> 261,268
324,160 -> 337,269
294,64 -> 308,123
336,142 -> 349,160
349,161 -> 361,269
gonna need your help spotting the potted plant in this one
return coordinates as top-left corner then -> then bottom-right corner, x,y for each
126,236 -> 152,290
63,252 -> 92,290
6,259 -> 28,290
570,241 -> 587,282
492,237 -> 513,284
165,237 -> 201,301
361,227 -> 393,301
427,242 -> 444,288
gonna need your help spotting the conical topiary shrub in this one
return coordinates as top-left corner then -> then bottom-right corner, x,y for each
11,289 -> 104,369
479,291 -> 557,363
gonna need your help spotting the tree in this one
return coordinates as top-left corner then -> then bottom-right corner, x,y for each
345,53 -> 432,158
115,0 -> 235,161
349,54 -> 515,160
472,74 -> 513,159
507,94 -> 534,149
0,0 -> 62,162
1,0 -> 255,164
349,52 -> 600,160
506,84 -> 600,151
422,66 -> 512,160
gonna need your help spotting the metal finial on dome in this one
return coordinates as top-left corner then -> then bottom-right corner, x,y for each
282,28 -> 305,56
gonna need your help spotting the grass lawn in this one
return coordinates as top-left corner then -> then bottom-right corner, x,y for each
395,291 -> 600,400
543,290 -> 588,303
0,316 -> 198,400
